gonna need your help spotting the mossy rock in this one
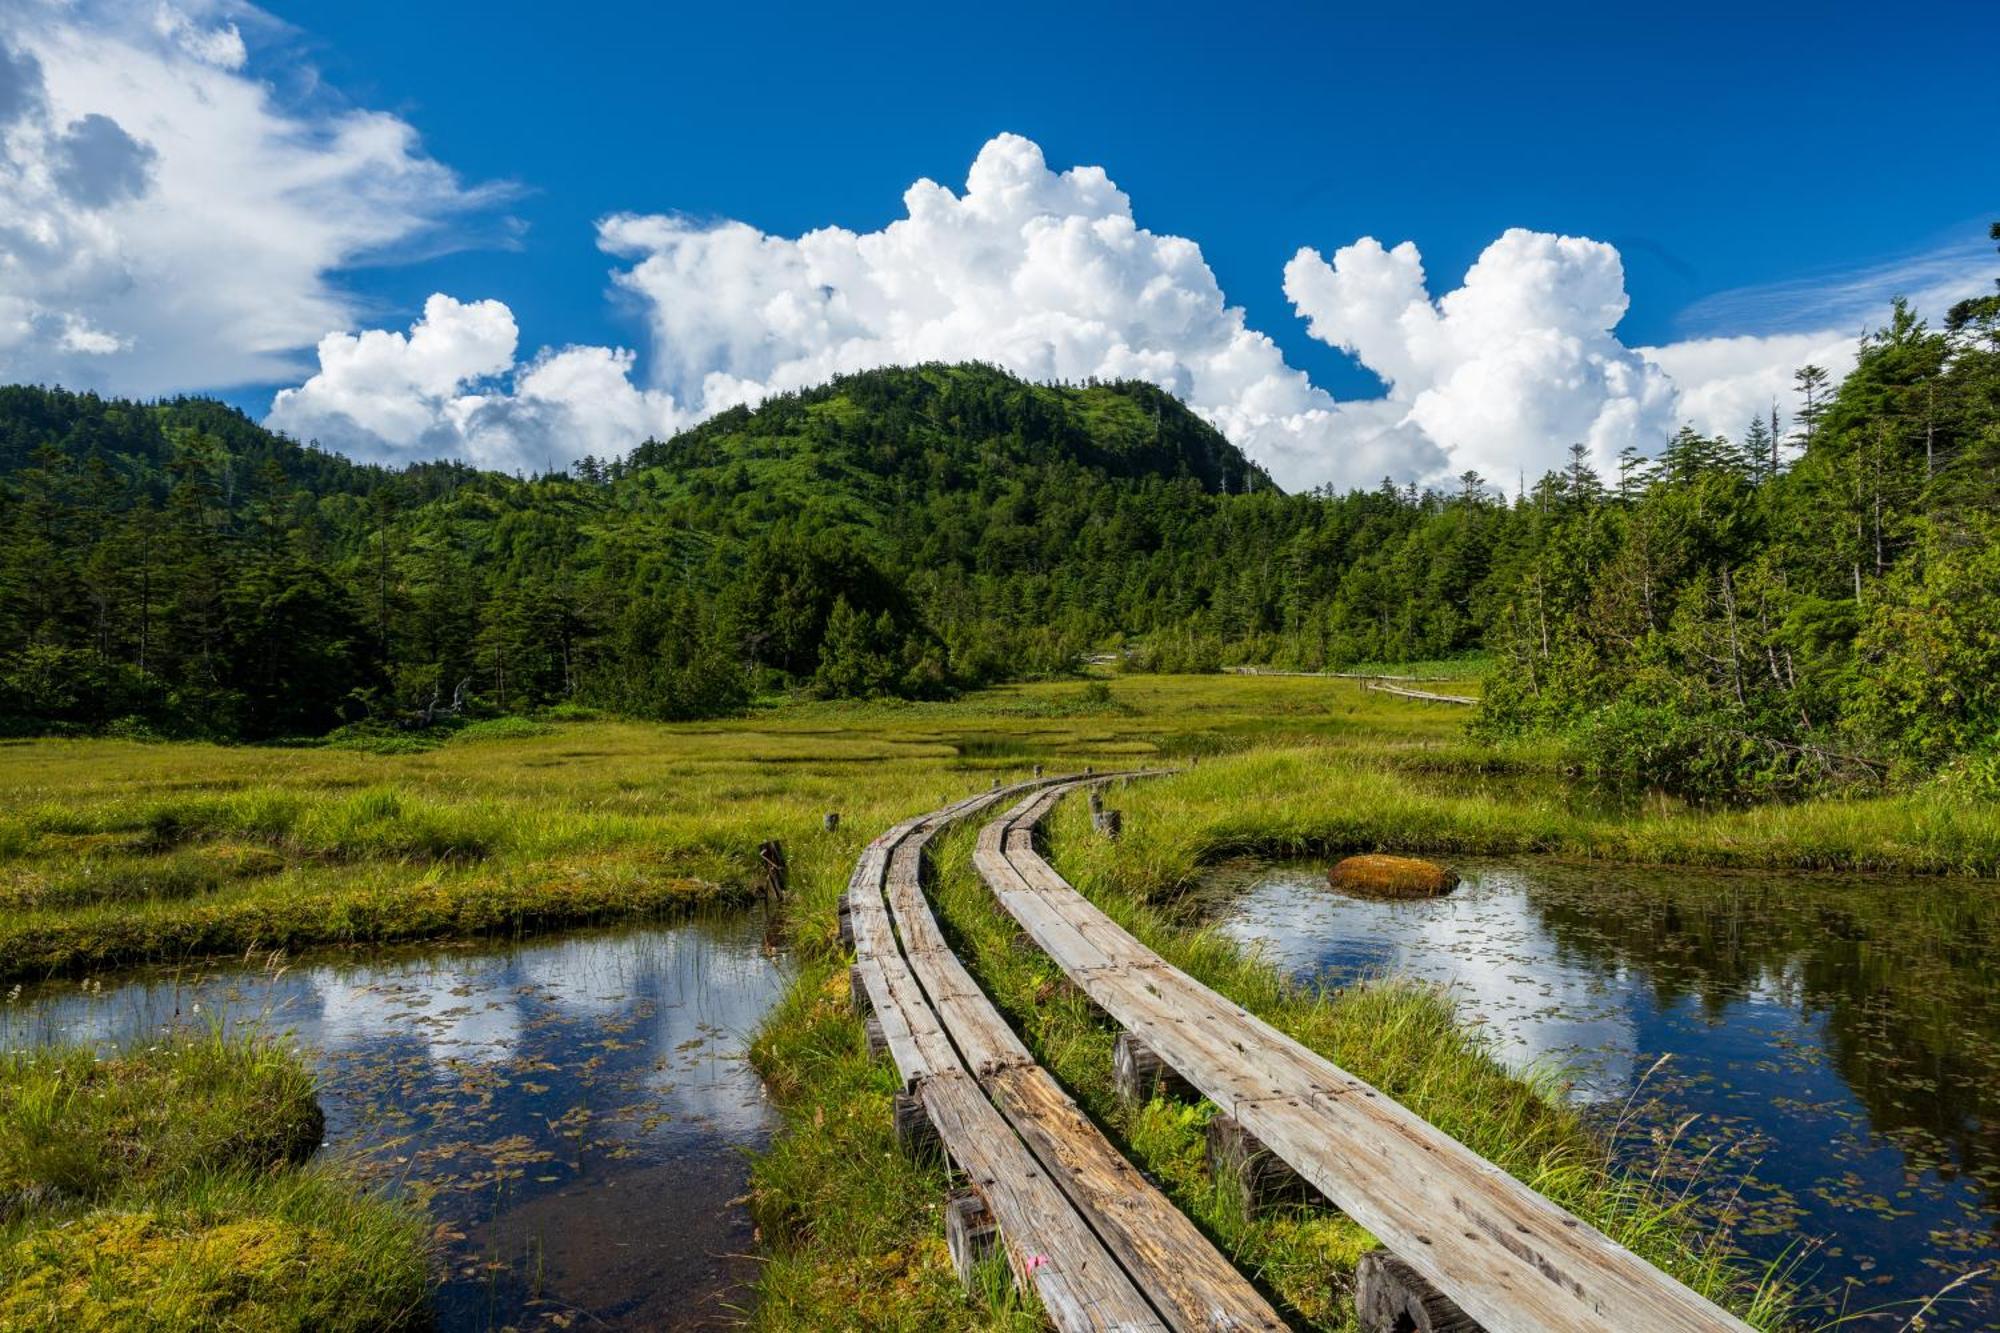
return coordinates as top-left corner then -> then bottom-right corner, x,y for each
1328,854 -> 1459,899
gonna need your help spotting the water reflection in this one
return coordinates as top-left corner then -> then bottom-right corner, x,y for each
2,913 -> 789,1331
1198,860 -> 2000,1329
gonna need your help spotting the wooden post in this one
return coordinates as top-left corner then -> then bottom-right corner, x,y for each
1087,788 -> 1104,813
1033,763 -> 1044,778
1092,809 -> 1123,840
823,811 -> 840,833
1206,1114 -> 1320,1215
849,963 -> 872,1019
836,893 -> 854,949
991,777 -> 1000,790
863,1011 -> 887,1059
1356,1250 -> 1484,1333
1084,764 -> 1094,775
892,1090 -> 942,1163
1113,1031 -> 1193,1108
944,1187 -> 1004,1294
759,839 -> 789,901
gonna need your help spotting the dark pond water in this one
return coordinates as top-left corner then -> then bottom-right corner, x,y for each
1197,859 -> 2000,1330
1,912 -> 789,1331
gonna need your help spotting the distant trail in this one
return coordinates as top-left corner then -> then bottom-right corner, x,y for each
1364,681 -> 1478,706
1222,666 -> 1461,683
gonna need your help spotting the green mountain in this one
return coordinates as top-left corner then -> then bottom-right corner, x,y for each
6,294 -> 1999,805
0,364 -> 1318,738
620,362 -> 1270,528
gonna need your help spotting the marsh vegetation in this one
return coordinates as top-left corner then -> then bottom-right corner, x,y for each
5,672 -> 1998,1328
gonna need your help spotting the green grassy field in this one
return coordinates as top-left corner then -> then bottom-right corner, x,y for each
4,669 -> 1989,984
0,674 -> 1477,981
5,670 -> 1991,1328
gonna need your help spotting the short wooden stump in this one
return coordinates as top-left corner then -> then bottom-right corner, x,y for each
1206,1113 -> 1321,1215
945,1186 -> 1002,1292
1113,1031 -> 1194,1108
892,1089 -> 941,1163
1355,1249 -> 1483,1333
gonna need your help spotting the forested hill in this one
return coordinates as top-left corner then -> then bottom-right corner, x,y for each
0,364 -> 1310,741
6,280 -> 2000,802
622,365 -> 1271,523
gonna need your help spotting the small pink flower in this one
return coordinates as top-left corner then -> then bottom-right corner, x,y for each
1022,1253 -> 1050,1274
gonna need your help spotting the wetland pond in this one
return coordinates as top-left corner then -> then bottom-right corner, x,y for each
1,910 -> 789,1331
1197,859 -> 2000,1329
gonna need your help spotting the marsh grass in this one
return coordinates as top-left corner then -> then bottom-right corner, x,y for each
0,1031 -> 428,1331
0,675 -> 1488,980
1056,747 -> 2000,894
4,672 -> 1986,1326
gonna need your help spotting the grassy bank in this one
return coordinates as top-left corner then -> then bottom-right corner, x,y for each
0,674 -> 1474,981
0,1031 -> 428,1331
1059,746 -> 2000,888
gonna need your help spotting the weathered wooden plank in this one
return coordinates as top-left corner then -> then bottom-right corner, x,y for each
848,783 -> 1166,1330
921,1067 -> 1166,1331
847,955 -> 932,1086
885,782 -> 1284,1332
986,1063 -> 1286,1332
981,783 -> 1754,1333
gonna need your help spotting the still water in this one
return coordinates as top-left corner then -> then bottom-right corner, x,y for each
1198,859 -> 2000,1330
1,912 -> 789,1331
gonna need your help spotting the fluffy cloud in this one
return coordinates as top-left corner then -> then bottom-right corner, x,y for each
273,134 -> 1442,485
594,134 -> 1446,489
257,130 -> 1994,487
1637,330 -> 1859,443
1283,229 -> 1683,485
268,294 -> 685,472
0,0 -> 502,396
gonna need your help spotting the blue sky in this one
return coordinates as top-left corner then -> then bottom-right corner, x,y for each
291,0 -> 1997,386
2,0 -> 1995,487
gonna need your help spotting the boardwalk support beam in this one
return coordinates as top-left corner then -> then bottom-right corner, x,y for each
945,1187 -> 1004,1294
1206,1113 -> 1322,1216
892,1089 -> 943,1164
1357,1250 -> 1484,1333
1113,1031 -> 1194,1109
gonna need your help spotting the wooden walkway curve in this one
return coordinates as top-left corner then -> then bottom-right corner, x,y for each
1363,682 -> 1478,706
970,779 -> 1754,1333
845,779 -> 1284,1331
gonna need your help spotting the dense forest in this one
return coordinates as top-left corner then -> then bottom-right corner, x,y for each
2,228 -> 1996,797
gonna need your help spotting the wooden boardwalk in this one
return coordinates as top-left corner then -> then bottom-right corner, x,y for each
845,780 -> 1284,1331
1364,681 -> 1478,705
966,779 -> 1755,1333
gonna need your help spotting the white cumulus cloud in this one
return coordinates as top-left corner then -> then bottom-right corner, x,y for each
268,294 -> 685,472
593,133 -> 1446,490
258,131 -> 1997,488
0,0 -> 504,396
1637,330 -> 1860,444
1283,229 -> 1683,486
